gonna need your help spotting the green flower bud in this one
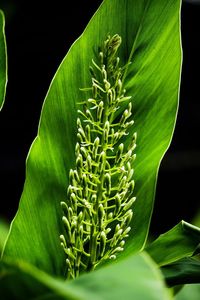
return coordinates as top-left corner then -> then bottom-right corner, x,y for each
114,193 -> 121,215
92,137 -> 100,159
77,132 -> 83,143
76,154 -> 83,177
100,231 -> 107,257
113,246 -> 124,253
86,108 -> 94,121
78,127 -> 86,140
115,143 -> 124,163
98,204 -> 105,229
75,142 -> 80,156
116,79 -> 122,94
122,226 -> 131,237
99,151 -> 106,173
73,170 -> 80,183
86,154 -> 92,171
104,173 -> 111,195
101,65 -> 107,80
107,89 -> 113,106
62,216 -> 71,241
113,132 -> 120,144
60,234 -> 67,248
77,117 -> 82,128
122,209 -> 133,227
119,240 -> 125,247
85,124 -> 91,142
119,175 -> 127,190
109,255 -> 116,260
128,132 -> 137,151
97,101 -> 104,122
123,197 -> 136,211
91,193 -> 97,203
104,79 -> 111,91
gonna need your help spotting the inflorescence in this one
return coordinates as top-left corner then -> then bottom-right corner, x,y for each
60,34 -> 137,279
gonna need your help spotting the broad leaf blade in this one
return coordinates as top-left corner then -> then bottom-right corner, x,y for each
69,252 -> 172,300
120,0 -> 182,255
2,0 -> 182,275
0,10 -> 7,110
0,252 -> 172,300
146,221 -> 200,266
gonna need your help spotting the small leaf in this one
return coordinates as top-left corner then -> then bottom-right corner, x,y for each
0,10 -> 7,110
162,257 -> 200,286
0,252 -> 172,300
145,221 -> 200,266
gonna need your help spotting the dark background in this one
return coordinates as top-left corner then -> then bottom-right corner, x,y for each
0,0 -> 199,237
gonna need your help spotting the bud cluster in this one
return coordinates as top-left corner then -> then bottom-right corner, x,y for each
60,35 -> 137,279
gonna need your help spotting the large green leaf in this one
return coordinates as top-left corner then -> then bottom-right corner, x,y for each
0,10 -> 7,110
2,0 -> 182,276
0,252 -> 172,300
146,221 -> 200,266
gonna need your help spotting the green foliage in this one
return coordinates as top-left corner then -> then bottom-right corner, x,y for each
146,221 -> 200,266
1,0 -> 200,299
0,10 -> 7,110
2,0 -> 182,276
0,252 -> 172,300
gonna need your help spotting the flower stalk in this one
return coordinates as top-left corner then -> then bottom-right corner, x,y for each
60,34 -> 137,279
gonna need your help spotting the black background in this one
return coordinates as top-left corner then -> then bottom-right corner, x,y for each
0,0 -> 200,237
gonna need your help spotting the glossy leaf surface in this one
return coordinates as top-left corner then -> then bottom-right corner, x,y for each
2,0 -> 182,276
0,252 -> 172,300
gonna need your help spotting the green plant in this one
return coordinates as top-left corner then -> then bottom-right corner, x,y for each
60,34 -> 137,278
0,1 -> 200,299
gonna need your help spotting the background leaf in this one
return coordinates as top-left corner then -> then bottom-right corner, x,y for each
0,219 -> 9,256
0,252 -> 172,300
175,284 -> 200,300
146,221 -> 200,266
162,257 -> 200,286
0,10 -> 7,110
2,0 -> 182,276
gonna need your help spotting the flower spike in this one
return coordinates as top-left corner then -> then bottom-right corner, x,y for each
60,35 -> 137,279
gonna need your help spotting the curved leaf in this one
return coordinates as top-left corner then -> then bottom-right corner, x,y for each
0,252 -> 172,300
146,221 -> 200,266
0,10 -> 7,110
2,0 -> 182,276
162,257 -> 200,286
